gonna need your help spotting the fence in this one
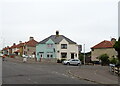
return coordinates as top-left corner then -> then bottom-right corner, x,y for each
109,64 -> 120,76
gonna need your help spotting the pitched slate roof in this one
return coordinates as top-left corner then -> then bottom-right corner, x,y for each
39,35 -> 76,44
91,40 -> 114,49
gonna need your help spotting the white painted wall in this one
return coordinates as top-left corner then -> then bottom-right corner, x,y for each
12,48 -> 18,53
56,39 -> 79,60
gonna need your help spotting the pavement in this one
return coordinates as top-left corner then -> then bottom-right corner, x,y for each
3,56 -> 120,84
5,56 -> 57,64
68,65 -> 119,84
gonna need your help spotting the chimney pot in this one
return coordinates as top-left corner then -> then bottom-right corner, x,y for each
13,43 -> 16,45
19,41 -> 22,43
111,38 -> 116,42
56,30 -> 59,36
111,38 -> 116,44
29,37 -> 34,41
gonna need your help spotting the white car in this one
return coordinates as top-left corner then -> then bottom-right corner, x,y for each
62,59 -> 81,66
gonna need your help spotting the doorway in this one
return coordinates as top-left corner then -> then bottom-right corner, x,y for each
71,53 -> 74,59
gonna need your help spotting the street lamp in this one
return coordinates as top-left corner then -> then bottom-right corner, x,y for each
84,44 -> 85,65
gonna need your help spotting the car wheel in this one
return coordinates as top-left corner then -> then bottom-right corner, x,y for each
67,62 -> 70,65
77,63 -> 80,66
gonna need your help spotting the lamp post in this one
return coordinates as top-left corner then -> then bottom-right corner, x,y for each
84,44 -> 85,65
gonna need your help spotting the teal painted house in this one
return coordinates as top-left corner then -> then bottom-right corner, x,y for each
36,39 -> 56,61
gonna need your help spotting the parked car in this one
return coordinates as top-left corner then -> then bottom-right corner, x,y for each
62,59 -> 81,66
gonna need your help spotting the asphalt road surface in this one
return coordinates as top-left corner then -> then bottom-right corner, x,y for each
2,60 -> 95,84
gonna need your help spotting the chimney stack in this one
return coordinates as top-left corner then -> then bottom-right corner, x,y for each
29,37 -> 34,41
56,30 -> 59,36
13,43 -> 16,46
111,38 -> 116,44
19,41 -> 22,44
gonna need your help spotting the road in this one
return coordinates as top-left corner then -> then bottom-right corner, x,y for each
2,60 -> 95,84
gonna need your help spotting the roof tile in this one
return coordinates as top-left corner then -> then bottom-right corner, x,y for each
25,39 -> 38,47
91,40 -> 114,49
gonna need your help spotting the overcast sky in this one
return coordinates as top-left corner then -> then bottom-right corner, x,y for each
0,0 -> 119,52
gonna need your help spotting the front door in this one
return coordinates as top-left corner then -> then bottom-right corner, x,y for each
71,53 -> 74,59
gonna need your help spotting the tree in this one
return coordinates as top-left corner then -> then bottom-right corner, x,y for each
113,37 -> 120,62
79,54 -> 84,64
99,54 -> 109,66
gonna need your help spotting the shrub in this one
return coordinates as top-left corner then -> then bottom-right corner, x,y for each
99,54 -> 109,66
57,59 -> 61,63
57,58 -> 66,63
61,58 -> 66,62
109,58 -> 118,64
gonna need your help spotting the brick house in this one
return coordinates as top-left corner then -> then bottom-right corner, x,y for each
23,37 -> 38,58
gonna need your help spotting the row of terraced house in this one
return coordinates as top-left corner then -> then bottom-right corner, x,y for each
2,37 -> 38,58
2,31 -> 82,62
1,31 -> 118,63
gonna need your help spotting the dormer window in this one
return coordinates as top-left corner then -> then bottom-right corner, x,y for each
61,44 -> 67,49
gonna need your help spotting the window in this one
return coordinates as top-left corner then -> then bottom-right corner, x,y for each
37,52 -> 39,56
51,55 -> 53,58
61,44 -> 67,49
47,52 -> 53,58
47,54 -> 49,58
47,44 -> 53,48
71,59 -> 75,61
24,46 -> 26,49
61,53 -> 67,58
